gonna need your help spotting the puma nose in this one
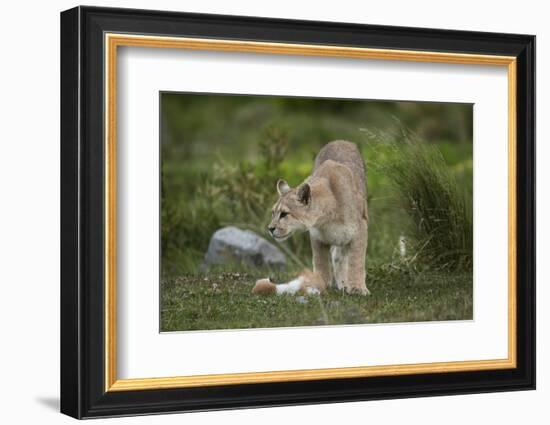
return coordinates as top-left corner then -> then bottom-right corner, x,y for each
268,226 -> 276,234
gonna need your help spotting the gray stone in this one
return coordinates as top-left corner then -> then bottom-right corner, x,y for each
202,226 -> 286,270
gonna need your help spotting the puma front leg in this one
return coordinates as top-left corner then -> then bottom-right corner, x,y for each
311,238 -> 333,288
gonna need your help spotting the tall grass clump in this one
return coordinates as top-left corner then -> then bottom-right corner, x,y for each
364,127 -> 472,271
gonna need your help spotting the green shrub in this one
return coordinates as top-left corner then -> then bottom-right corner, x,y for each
364,127 -> 473,270
203,126 -> 313,269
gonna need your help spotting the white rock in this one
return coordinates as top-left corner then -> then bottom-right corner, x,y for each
202,226 -> 286,270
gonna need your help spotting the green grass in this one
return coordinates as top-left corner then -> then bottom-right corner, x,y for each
370,129 -> 473,270
160,268 -> 472,331
159,134 -> 474,331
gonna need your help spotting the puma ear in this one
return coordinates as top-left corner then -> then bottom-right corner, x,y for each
277,179 -> 291,196
297,183 -> 311,205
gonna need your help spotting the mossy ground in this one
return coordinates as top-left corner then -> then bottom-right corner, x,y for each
160,268 -> 472,332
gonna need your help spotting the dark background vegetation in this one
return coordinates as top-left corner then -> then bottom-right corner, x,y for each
160,93 -> 473,331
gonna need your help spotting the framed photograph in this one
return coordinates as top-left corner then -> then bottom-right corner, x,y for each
60,6 -> 535,419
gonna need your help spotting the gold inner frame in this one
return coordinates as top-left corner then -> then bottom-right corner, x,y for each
104,33 -> 518,392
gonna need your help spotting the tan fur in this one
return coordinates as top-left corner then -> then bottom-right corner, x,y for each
251,279 -> 277,295
299,269 -> 327,293
252,270 -> 326,295
268,140 -> 370,295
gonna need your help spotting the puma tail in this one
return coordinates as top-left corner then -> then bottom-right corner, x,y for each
252,269 -> 326,296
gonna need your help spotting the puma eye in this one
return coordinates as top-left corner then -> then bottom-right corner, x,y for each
280,211 -> 288,219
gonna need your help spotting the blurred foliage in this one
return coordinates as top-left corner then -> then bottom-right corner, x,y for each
160,93 -> 473,277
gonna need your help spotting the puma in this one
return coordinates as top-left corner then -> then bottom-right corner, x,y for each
268,140 -> 369,295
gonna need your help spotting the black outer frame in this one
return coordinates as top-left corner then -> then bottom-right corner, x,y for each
60,5 -> 536,419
